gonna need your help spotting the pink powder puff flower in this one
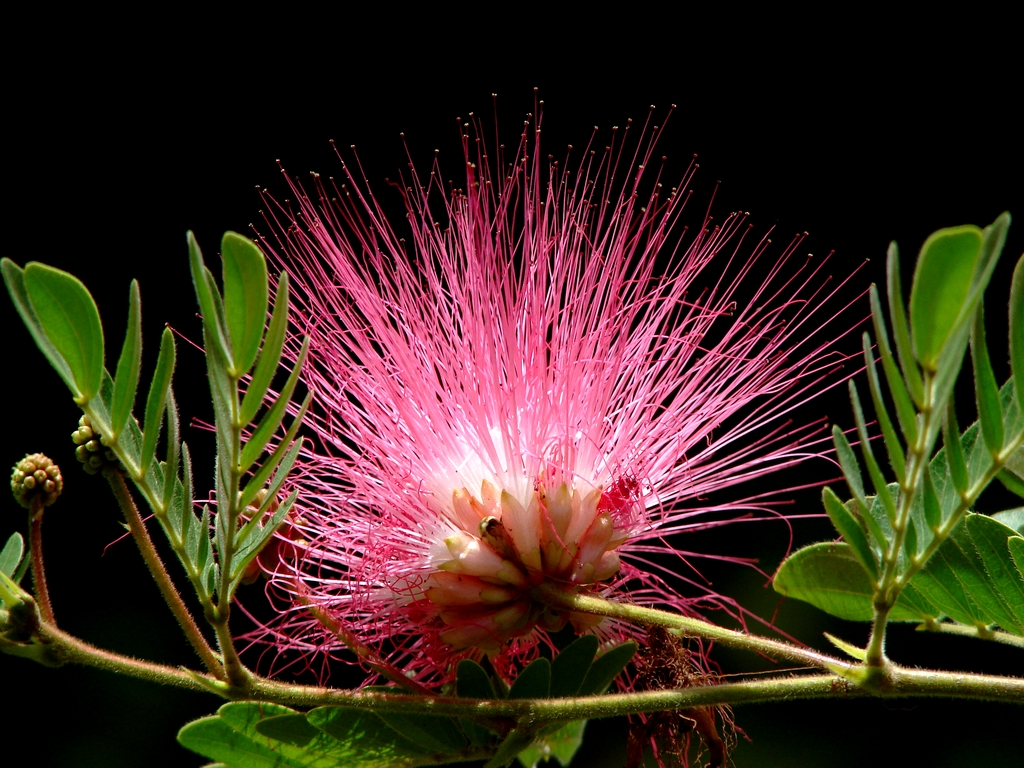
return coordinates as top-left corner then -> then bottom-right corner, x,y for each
245,104 -> 861,684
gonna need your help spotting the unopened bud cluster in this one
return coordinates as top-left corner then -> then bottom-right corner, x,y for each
71,415 -> 122,474
11,453 -> 63,509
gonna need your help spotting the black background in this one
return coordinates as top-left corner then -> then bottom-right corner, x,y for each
3,18 -> 1021,767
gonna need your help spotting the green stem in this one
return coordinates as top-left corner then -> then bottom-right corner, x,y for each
530,583 -> 854,673
920,619 -> 1024,649
865,371 -> 936,667
28,498 -> 55,626
103,467 -> 223,677
27,618 -> 1024,720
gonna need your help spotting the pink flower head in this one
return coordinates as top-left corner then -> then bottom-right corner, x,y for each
247,104 -> 861,683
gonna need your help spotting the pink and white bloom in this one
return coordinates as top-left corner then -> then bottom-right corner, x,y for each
247,106 -> 860,682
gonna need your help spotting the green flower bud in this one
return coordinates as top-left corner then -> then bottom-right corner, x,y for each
11,454 -> 63,509
71,415 -> 124,474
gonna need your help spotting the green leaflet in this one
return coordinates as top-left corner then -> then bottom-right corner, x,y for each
517,720 -> 586,768
22,262 -> 105,404
773,542 -> 936,622
0,533 -> 24,578
221,232 -> 268,377
179,701 -> 451,768
776,515 -> 1024,635
908,225 -> 982,370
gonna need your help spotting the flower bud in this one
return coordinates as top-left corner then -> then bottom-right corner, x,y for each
71,414 -> 123,474
11,453 -> 63,509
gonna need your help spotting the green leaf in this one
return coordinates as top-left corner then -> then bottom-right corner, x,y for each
885,243 -> 924,406
1009,537 -> 1024,581
239,337 -> 309,474
178,713 -> 305,768
239,272 -> 291,426
374,712 -> 467,755
549,634 -> 600,698
188,232 -> 232,364
0,533 -> 24,578
221,232 -> 269,377
517,720 -> 586,768
921,464 -> 941,532
457,659 -> 498,699
456,659 -> 499,748
183,701 -> 435,768
1010,253 -> 1024,417
307,705 -> 436,762
849,380 -> 896,524
253,714 -> 320,747
941,402 -> 969,496
862,331 -> 906,483
24,262 -> 104,403
965,515 -> 1024,631
2,259 -> 76,393
971,303 -> 1004,455
578,642 -> 637,696
911,514 -> 1023,634
773,542 -> 936,622
140,326 -> 176,476
909,225 -> 983,370
832,425 -> 868,515
110,280 -> 142,438
507,657 -> 551,700
991,509 -> 1024,536
871,286 -> 919,445
238,394 -> 310,511
822,487 -> 877,578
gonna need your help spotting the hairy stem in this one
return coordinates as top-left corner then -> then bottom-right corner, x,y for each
104,467 -> 223,677
920,619 -> 1024,649
26,616 -> 1024,720
28,498 -> 55,626
865,371 -> 936,667
531,583 -> 854,673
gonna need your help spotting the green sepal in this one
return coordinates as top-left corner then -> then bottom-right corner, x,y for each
909,225 -> 983,371
549,634 -> 600,698
23,262 -> 105,403
970,303 -> 1004,455
221,232 -> 269,377
507,657 -> 551,700
240,272 -> 291,426
140,326 -> 176,476
578,642 -> 637,696
110,279 -> 142,438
